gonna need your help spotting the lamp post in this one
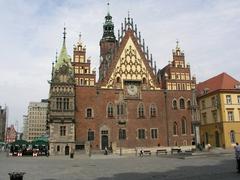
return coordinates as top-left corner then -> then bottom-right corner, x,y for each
164,90 -> 170,146
118,120 -> 126,156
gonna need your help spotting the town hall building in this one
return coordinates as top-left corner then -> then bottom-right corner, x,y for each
48,10 -> 198,155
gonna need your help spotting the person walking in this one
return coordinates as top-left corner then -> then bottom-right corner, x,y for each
235,142 -> 240,173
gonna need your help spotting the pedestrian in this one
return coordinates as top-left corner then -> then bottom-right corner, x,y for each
235,142 -> 240,173
139,149 -> 143,157
104,146 -> 108,155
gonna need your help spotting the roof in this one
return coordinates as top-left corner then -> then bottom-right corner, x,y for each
197,72 -> 240,96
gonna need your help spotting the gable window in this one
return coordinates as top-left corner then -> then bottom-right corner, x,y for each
172,100 -> 177,109
86,108 -> 93,118
179,98 -> 185,109
150,104 -> 157,117
60,126 -> 66,136
119,129 -> 126,140
181,118 -> 187,134
107,103 -> 114,117
226,95 -> 232,104
138,103 -> 145,118
138,129 -> 145,139
151,129 -> 158,139
173,122 -> 178,135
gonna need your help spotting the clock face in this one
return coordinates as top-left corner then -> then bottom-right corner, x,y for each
127,84 -> 138,96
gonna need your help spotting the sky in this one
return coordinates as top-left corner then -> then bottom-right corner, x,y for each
0,0 -> 239,132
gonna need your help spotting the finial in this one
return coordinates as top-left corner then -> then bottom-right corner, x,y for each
176,39 -> 180,50
55,51 -> 58,63
79,32 -> 82,42
63,26 -> 66,44
128,10 -> 130,19
107,1 -> 110,14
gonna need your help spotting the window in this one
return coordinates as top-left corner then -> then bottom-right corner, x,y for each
238,96 -> 240,104
181,118 -> 187,134
56,98 -> 62,110
116,77 -> 121,83
142,77 -> 146,84
179,98 -> 185,109
173,100 -> 177,109
57,145 -> 60,152
138,129 -> 145,139
138,103 -> 144,118
212,110 -> 217,122
107,103 -> 114,117
211,96 -> 216,107
173,122 -> 178,135
63,98 -> 69,110
230,130 -> 236,143
201,100 -> 206,109
150,104 -> 157,117
88,130 -> 94,141
117,103 -> 124,115
119,129 -> 126,140
226,95 -> 232,104
86,108 -> 93,118
60,126 -> 66,136
151,129 -> 158,139
227,111 -> 234,121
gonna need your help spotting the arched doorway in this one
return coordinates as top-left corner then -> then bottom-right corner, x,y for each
215,131 -> 220,147
101,135 -> 108,150
65,145 -> 69,155
100,126 -> 109,150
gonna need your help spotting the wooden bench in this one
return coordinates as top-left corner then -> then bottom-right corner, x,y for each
171,148 -> 181,154
139,150 -> 151,156
156,149 -> 167,155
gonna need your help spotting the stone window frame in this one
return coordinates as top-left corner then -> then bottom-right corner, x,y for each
172,99 -> 178,110
187,99 -> 191,109
179,97 -> 185,109
119,128 -> 127,140
149,103 -> 157,118
181,117 -> 187,135
173,121 -> 178,136
106,102 -> 114,118
137,128 -> 146,139
150,128 -> 158,139
226,95 -> 232,104
137,102 -> 145,118
60,126 -> 66,136
230,130 -> 236,143
85,107 -> 94,119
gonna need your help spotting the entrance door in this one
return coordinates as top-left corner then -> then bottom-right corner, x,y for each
101,135 -> 108,150
65,145 -> 70,155
215,131 -> 220,147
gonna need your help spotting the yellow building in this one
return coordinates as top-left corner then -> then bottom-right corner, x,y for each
197,73 -> 240,148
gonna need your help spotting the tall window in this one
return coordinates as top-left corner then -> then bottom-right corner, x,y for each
60,126 -> 66,136
150,104 -> 157,117
173,100 -> 177,109
181,118 -> 187,134
107,103 -> 114,117
179,98 -> 185,109
63,98 -> 69,110
88,130 -> 94,141
117,103 -> 124,115
230,130 -> 235,143
57,145 -> 60,152
173,122 -> 178,135
86,108 -> 93,118
226,95 -> 232,104
56,98 -> 62,110
211,96 -> 216,107
138,129 -> 145,139
138,103 -> 144,118
119,129 -> 126,140
227,111 -> 234,121
151,129 -> 158,139
238,96 -> 240,104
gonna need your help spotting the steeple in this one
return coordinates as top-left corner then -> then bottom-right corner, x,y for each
102,2 -> 116,42
54,27 -> 73,72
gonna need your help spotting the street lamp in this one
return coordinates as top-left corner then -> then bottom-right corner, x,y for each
164,90 -> 170,146
118,120 -> 126,156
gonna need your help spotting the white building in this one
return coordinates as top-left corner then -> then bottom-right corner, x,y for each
22,115 -> 28,140
27,100 -> 48,141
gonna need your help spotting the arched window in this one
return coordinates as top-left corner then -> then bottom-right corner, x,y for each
187,100 -> 191,109
150,104 -> 157,117
107,103 -> 114,117
173,122 -> 178,135
230,130 -> 236,143
116,77 -> 121,83
142,77 -> 147,84
172,100 -> 177,109
181,118 -> 187,134
85,108 -> 93,118
179,98 -> 185,109
138,103 -> 144,118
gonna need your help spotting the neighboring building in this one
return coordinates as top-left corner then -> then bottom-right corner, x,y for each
48,11 -> 198,155
5,125 -> 16,143
48,28 -> 75,155
197,73 -> 240,148
27,100 -> 48,141
0,106 -> 7,142
22,115 -> 28,140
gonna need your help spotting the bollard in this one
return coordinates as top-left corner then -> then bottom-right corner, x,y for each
8,172 -> 25,180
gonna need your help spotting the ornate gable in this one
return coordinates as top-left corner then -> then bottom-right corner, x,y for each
101,17 -> 160,90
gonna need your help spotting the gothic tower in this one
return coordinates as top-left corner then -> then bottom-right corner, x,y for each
48,28 -> 75,155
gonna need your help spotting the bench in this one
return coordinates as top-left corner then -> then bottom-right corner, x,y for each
156,149 -> 167,155
171,148 -> 181,154
139,150 -> 151,156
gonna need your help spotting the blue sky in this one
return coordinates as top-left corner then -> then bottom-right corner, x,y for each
0,0 -> 240,131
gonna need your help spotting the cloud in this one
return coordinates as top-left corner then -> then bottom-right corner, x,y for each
0,0 -> 239,130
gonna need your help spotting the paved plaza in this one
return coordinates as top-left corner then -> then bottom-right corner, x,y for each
0,150 -> 239,180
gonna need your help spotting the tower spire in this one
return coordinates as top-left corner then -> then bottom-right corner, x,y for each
63,27 -> 66,48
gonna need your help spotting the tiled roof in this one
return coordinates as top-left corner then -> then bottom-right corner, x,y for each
196,72 -> 240,95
